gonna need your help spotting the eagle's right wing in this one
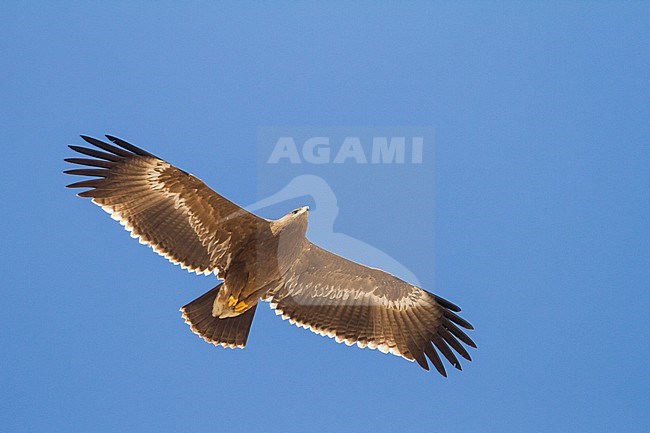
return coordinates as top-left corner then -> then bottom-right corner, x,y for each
268,243 -> 476,376
65,135 -> 268,277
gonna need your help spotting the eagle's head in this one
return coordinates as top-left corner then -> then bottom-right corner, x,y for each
270,205 -> 309,242
291,205 -> 310,216
274,206 -> 309,227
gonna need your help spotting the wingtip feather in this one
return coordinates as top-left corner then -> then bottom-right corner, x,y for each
105,134 -> 156,157
66,179 -> 102,188
444,309 -> 474,330
424,342 -> 447,377
433,294 -> 461,312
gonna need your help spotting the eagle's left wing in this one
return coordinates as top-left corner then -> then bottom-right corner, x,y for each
65,135 -> 268,278
267,243 -> 476,375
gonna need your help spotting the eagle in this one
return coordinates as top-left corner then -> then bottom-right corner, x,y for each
65,135 -> 476,376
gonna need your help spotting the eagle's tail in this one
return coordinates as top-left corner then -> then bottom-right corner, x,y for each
180,284 -> 257,349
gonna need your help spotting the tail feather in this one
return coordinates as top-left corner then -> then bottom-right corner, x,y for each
180,284 -> 257,349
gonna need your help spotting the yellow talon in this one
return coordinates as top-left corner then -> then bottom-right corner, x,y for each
234,300 -> 248,312
226,295 -> 248,312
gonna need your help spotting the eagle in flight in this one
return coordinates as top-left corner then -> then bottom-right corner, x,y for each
65,135 -> 476,376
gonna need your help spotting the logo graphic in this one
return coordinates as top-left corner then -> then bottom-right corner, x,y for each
266,136 -> 424,164
247,174 -> 421,286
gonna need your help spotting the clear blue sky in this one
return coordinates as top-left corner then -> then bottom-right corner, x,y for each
1,2 -> 648,433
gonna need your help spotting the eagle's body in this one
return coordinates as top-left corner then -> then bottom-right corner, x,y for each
65,135 -> 476,376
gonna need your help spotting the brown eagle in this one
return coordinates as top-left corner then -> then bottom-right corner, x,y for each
65,135 -> 476,376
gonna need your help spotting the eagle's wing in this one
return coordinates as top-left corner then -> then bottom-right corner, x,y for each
65,135 -> 267,277
267,243 -> 476,375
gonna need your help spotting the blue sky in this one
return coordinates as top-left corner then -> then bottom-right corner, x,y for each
1,2 -> 649,432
